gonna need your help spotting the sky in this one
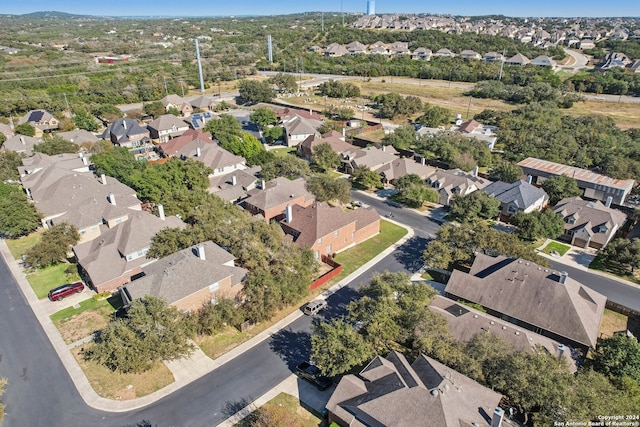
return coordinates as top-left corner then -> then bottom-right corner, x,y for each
0,0 -> 638,18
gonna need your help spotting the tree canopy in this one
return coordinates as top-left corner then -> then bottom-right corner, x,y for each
266,72 -> 298,94
373,93 -> 422,119
238,79 -> 275,104
351,165 -> 382,190
511,209 -> 565,241
0,183 -> 41,239
317,80 -> 360,98
34,136 -> 79,155
542,175 -> 582,205
450,191 -> 501,222
311,142 -> 341,172
260,155 -> 311,180
250,107 -> 277,129
415,103 -> 451,127
24,222 -> 79,268
306,175 -> 351,204
591,334 -> 640,384
599,238 -> 640,274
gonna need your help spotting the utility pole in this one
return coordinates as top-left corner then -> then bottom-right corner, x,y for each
163,76 -> 168,95
63,93 -> 70,111
341,0 -> 344,26
498,48 -> 506,81
321,11 -> 324,32
195,40 -> 205,94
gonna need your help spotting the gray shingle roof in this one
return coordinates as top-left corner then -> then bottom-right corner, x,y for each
553,197 -> 627,247
482,179 -> 548,211
244,177 -> 314,211
444,254 -> 606,347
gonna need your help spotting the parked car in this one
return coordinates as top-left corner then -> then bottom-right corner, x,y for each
303,299 -> 327,316
48,282 -> 84,301
296,362 -> 332,390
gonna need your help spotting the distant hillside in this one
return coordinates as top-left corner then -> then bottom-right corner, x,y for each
19,11 -> 90,19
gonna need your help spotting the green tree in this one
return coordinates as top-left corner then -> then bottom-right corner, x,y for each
267,72 -> 298,94
23,222 -> 79,268
34,136 -> 79,155
393,174 -> 438,208
542,175 -> 582,205
195,298 -> 243,335
203,114 -> 243,145
599,238 -> 640,273
0,132 -> 6,146
238,79 -> 274,104
167,106 -> 180,116
260,155 -> 311,180
306,175 -> 351,204
413,310 -> 465,368
14,123 -> 35,136
73,110 -> 99,132
351,165 -> 382,190
91,147 -> 146,187
0,151 -> 22,182
263,126 -> 283,144
85,296 -> 194,373
415,103 -> 451,127
311,142 -> 341,172
450,191 -> 501,222
382,125 -> 416,150
317,80 -> 360,98
374,93 -> 423,119
95,104 -> 124,122
311,319 -> 374,376
490,161 -> 523,183
511,209 -> 565,241
250,107 -> 277,129
591,334 -> 640,384
143,101 -> 166,118
333,107 -> 354,121
0,183 -> 41,238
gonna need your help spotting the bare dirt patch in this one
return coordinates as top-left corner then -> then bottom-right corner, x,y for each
57,310 -> 110,344
599,309 -> 631,338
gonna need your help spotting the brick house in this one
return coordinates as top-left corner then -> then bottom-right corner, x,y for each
243,177 -> 315,222
120,240 -> 248,312
280,202 -> 380,260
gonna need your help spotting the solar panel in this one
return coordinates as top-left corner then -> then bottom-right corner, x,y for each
29,110 -> 44,122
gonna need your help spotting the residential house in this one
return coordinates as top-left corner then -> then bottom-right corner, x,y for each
578,39 -> 596,49
280,202 -> 380,260
553,196 -> 627,249
18,152 -> 89,177
101,118 -> 151,154
433,48 -> 455,57
517,157 -> 635,205
429,295 -> 579,371
368,42 -> 389,55
161,94 -> 193,117
56,129 -> 99,146
426,168 -> 490,206
120,240 -> 248,311
297,131 -> 352,161
1,134 -> 41,156
282,115 -> 321,147
628,60 -> 640,73
411,47 -> 432,60
243,177 -> 315,222
345,41 -> 367,55
445,254 -> 607,353
174,137 -> 247,177
73,209 -> 184,292
147,114 -> 191,143
599,52 -> 632,70
189,95 -> 219,111
377,157 -> 436,184
208,166 -> 261,203
186,111 -> 218,131
531,54 -> 556,67
459,49 -> 481,60
482,51 -> 504,62
0,123 -> 14,138
324,43 -> 349,57
341,146 -> 399,175
481,179 -> 548,219
326,351 -> 502,427
505,53 -> 530,65
18,110 -> 59,136
388,41 -> 410,56
158,129 -> 213,157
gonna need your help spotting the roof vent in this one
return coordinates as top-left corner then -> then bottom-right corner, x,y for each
430,389 -> 439,397
473,314 -> 478,318
502,326 -> 507,330
515,331 -> 520,335
490,321 -> 495,325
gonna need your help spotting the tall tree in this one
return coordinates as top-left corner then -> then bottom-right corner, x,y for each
73,110 -> 100,132
250,107 -> 277,129
542,175 -> 582,205
591,334 -> 640,384
306,175 -> 351,204
34,136 -> 79,155
311,319 -> 374,377
266,72 -> 298,94
203,114 -> 243,144
599,238 -> 640,274
351,165 -> 382,190
0,183 -> 41,239
415,103 -> 451,127
238,80 -> 275,104
260,155 -> 311,180
0,151 -> 22,182
382,125 -> 417,150
450,191 -> 501,222
14,123 -> 35,136
311,142 -> 341,172
511,208 -> 565,241
23,222 -> 79,268
490,161 -> 523,183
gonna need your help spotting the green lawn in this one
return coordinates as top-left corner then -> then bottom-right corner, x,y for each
540,241 -> 571,257
334,220 -> 408,280
26,263 -> 79,299
4,230 -> 44,260
270,147 -> 297,157
236,392 -> 323,427
50,294 -> 122,324
50,295 -> 123,344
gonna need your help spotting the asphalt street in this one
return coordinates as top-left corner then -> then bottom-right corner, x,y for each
1,191 -> 639,426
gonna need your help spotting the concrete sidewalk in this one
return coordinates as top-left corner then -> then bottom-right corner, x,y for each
0,221 -> 414,416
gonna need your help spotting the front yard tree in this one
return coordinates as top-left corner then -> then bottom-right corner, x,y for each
592,334 -> 640,384
238,80 -> 274,104
23,222 -> 79,268
250,107 -> 277,129
415,103 -> 451,127
0,151 -> 22,182
394,174 -> 438,208
0,183 -> 41,238
203,114 -> 243,145
85,296 -> 194,373
450,191 -> 501,222
512,209 -> 565,241
14,123 -> 35,136
542,175 -> 582,205
352,165 -> 382,190
260,155 -> 311,180
306,175 -> 351,204
262,126 -> 283,144
311,142 -> 341,172
143,101 -> 166,119
599,238 -> 640,274
73,109 -> 100,132
382,125 -> 417,150
311,319 -> 374,377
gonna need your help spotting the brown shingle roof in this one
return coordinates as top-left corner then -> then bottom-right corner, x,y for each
244,177 -> 314,211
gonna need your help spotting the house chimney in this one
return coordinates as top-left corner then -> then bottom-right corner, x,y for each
342,127 -> 346,137
231,175 -> 237,186
158,204 -> 165,221
491,407 -> 504,427
526,175 -> 533,184
122,120 -> 127,130
557,344 -> 566,359
473,165 -> 479,177
261,179 -> 266,190
309,108 -> 313,115
285,204 -> 292,223
559,271 -> 568,284
421,157 -> 426,165
101,173 -> 107,185
196,146 -> 201,157
605,196 -> 613,208
82,156 -> 88,166
195,243 -> 206,260
20,136 -> 25,145
382,145 -> 386,152
108,192 -> 116,205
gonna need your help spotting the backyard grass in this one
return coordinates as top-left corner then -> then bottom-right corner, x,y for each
271,147 -> 297,157
26,263 -> 78,299
51,295 -> 123,344
599,309 -> 630,338
353,129 -> 386,144
72,346 -> 174,400
333,219 -> 408,280
4,229 -> 44,259
540,241 -> 571,257
236,392 -> 323,427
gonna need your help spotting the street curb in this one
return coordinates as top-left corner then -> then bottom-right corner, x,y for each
0,220 -> 414,414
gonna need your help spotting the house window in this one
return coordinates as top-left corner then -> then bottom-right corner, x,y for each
326,244 -> 332,253
566,217 -> 576,224
317,238 -> 322,244
314,251 -> 319,260
217,167 -> 224,173
507,205 -> 517,214
209,282 -> 220,292
567,230 -> 573,236
334,230 -> 339,237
